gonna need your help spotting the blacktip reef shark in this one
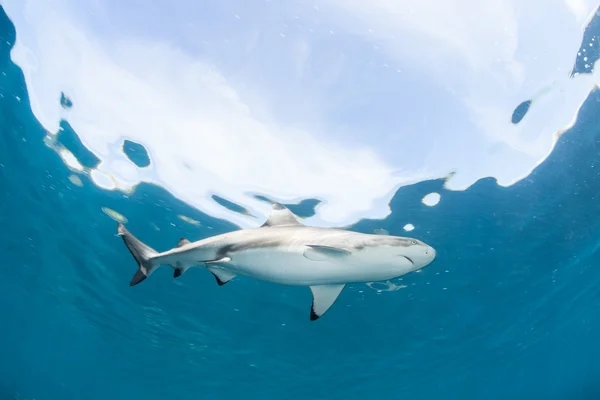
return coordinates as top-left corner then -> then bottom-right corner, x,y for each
117,204 -> 437,320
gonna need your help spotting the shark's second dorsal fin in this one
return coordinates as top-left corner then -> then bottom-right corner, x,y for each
177,237 -> 191,247
261,203 -> 302,227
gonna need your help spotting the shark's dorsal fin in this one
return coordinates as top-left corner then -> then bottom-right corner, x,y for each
309,284 -> 345,321
261,203 -> 302,227
177,237 -> 191,247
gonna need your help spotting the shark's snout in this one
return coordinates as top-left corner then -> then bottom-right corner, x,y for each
411,240 -> 437,269
396,240 -> 437,271
425,245 -> 437,264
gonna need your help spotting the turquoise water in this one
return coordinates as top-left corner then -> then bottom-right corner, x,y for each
2,6 -> 600,399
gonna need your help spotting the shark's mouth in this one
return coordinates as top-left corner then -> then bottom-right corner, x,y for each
402,256 -> 414,265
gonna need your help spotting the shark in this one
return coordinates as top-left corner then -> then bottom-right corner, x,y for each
117,204 -> 437,320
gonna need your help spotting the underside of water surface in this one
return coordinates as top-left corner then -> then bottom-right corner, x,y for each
2,3 -> 600,400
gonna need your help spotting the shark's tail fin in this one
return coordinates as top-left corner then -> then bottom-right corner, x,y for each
117,223 -> 159,286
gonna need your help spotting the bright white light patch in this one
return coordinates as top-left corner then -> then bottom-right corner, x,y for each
178,215 -> 202,226
422,193 -> 441,207
3,0 -> 600,227
90,169 -> 116,190
403,223 -> 415,231
101,207 -> 128,223
68,174 -> 83,187
59,149 -> 83,171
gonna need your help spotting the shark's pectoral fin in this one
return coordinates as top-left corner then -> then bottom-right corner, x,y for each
207,267 -> 237,286
309,284 -> 345,321
303,245 -> 351,262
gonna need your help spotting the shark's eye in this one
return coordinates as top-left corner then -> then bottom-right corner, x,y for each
411,240 -> 417,245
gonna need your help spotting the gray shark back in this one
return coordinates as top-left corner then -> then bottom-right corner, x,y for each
212,226 -> 417,258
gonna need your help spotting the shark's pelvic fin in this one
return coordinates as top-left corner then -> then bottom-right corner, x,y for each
261,203 -> 302,227
208,267 -> 237,286
204,257 -> 236,285
117,223 -> 159,286
173,261 -> 191,278
303,245 -> 351,262
177,237 -> 191,247
309,284 -> 345,321
173,267 -> 185,278
172,239 -> 192,277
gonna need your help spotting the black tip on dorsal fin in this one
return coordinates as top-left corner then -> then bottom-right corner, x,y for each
272,202 -> 285,210
177,237 -> 191,247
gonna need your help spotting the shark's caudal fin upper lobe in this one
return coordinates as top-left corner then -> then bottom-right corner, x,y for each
117,223 -> 159,286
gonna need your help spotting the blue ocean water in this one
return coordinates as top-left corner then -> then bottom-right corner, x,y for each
1,6 -> 600,400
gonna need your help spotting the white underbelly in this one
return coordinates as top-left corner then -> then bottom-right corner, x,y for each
225,248 -> 410,286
